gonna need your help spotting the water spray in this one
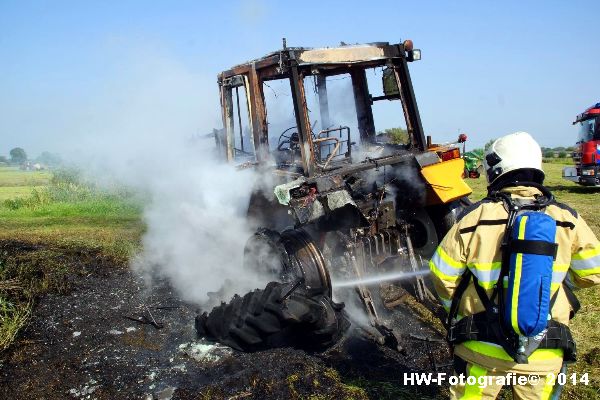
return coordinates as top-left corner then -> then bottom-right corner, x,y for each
332,269 -> 430,288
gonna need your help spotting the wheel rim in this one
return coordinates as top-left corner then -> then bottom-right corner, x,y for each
243,228 -> 332,297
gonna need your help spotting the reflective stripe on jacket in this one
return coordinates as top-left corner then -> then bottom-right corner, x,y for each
430,186 -> 600,373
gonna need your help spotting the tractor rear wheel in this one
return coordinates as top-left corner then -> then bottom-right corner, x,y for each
195,228 -> 345,351
195,281 -> 347,351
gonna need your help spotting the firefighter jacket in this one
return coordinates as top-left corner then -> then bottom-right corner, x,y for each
430,186 -> 600,374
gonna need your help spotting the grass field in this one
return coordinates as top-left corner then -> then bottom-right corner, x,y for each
0,167 -> 51,187
0,166 -> 143,351
0,168 -> 50,202
0,167 -> 143,256
0,163 -> 599,398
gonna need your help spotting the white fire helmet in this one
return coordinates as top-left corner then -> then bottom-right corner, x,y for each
483,131 -> 544,184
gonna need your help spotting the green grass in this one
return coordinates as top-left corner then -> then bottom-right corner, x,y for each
465,161 -> 600,399
0,167 -> 51,187
0,166 -> 144,351
0,295 -> 31,351
0,166 -> 143,255
0,186 -> 45,202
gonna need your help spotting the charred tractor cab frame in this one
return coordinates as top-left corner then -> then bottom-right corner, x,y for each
217,41 -> 428,175
211,40 -> 472,353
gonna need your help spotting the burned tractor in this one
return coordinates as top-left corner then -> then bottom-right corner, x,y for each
197,40 -> 472,353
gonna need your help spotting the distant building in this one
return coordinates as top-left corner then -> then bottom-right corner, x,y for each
19,162 -> 46,171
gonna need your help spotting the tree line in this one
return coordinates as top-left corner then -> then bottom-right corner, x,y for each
0,147 -> 62,166
473,140 -> 574,159
377,131 -> 574,159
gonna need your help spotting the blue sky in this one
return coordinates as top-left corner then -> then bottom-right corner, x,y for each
1,0 -> 597,158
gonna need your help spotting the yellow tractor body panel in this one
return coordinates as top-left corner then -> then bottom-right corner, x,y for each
421,158 -> 472,203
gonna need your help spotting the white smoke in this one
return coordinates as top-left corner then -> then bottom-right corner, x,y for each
52,48 -> 278,306
43,47 -> 424,310
132,139 -> 271,305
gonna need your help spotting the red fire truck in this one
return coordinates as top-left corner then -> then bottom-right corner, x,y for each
563,102 -> 600,186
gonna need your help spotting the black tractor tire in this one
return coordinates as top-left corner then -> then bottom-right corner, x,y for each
427,197 -> 472,241
404,208 -> 439,259
195,282 -> 348,352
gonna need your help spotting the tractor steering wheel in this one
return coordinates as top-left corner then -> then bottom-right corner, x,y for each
277,126 -> 300,152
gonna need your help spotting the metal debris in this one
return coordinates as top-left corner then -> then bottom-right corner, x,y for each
123,304 -> 165,330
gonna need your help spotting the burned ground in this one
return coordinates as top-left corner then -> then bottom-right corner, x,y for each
2,163 -> 599,399
0,242 -> 451,400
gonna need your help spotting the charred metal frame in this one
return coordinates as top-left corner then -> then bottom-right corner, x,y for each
217,42 -> 427,176
213,41 -> 472,362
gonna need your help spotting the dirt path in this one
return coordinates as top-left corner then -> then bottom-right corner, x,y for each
0,259 -> 450,399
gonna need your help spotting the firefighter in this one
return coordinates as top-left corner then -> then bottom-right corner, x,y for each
430,131 -> 600,399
